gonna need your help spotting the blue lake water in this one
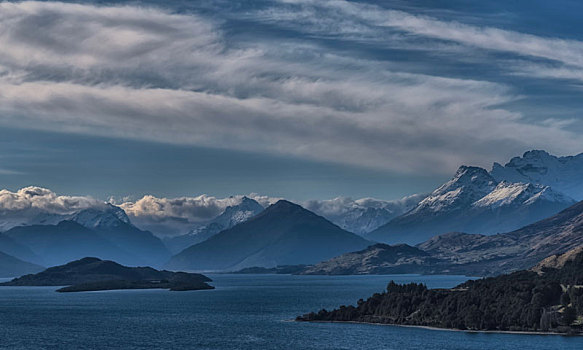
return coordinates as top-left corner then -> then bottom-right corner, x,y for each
0,274 -> 582,349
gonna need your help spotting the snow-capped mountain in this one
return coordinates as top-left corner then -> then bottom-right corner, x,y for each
409,166 -> 497,215
303,195 -> 427,235
163,196 -> 265,253
367,164 -> 576,244
71,203 -> 132,229
491,150 -> 583,200
473,181 -> 572,209
208,196 -> 265,229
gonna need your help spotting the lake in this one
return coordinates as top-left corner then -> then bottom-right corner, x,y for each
0,274 -> 581,349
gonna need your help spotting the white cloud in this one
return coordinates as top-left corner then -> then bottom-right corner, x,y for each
119,194 -> 279,236
267,0 -> 583,68
0,186 -> 106,231
0,1 -> 581,176
0,186 -> 103,213
302,193 -> 426,218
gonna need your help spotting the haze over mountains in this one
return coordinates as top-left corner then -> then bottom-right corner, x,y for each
0,203 -> 170,268
368,151 -> 580,244
166,200 -> 372,272
0,149 -> 581,276
163,196 -> 265,254
307,199 -> 583,276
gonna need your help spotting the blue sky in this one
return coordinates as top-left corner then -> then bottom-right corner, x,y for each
0,0 -> 582,201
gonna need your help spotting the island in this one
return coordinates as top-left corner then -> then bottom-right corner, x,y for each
297,246 -> 583,334
0,257 -> 214,292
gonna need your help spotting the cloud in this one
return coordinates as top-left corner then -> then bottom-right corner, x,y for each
0,186 -> 105,230
0,185 -> 279,235
0,1 -> 581,176
266,0 -> 583,68
0,186 -> 103,213
119,194 -> 278,236
301,193 -> 427,233
303,193 -> 426,218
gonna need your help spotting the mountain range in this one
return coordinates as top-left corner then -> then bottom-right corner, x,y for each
0,205 -> 169,268
491,150 -> 583,200
304,198 -> 583,276
166,200 -> 372,271
367,151 -> 579,244
303,195 -> 426,235
163,196 -> 265,254
0,251 -> 43,277
0,149 -> 581,277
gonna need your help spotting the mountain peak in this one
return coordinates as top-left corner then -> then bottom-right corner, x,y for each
166,200 -> 371,271
491,150 -> 583,200
454,165 -> 493,181
522,149 -> 551,158
71,204 -> 132,230
410,165 -> 497,214
269,200 -> 303,211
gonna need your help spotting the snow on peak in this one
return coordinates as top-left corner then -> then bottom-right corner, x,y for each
490,150 -> 583,200
302,194 -> 427,234
213,197 -> 264,228
473,181 -> 574,209
71,204 -> 132,229
412,166 -> 497,213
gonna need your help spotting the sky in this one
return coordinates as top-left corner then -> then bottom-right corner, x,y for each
0,0 -> 582,201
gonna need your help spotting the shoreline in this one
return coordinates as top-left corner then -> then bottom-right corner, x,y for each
295,319 -> 582,336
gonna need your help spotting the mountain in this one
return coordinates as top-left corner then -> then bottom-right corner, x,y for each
297,247 -> 583,333
71,205 -> 170,266
491,150 -> 583,200
163,196 -> 265,253
0,251 -> 43,277
302,200 -> 583,277
300,243 -> 439,275
303,195 -> 426,235
2,221 -> 132,267
0,257 -> 213,292
532,246 -> 583,273
367,165 -> 575,244
0,199 -> 169,266
0,233 -> 41,265
416,200 -> 583,275
71,203 -> 131,228
165,200 -> 373,271
3,206 -> 170,267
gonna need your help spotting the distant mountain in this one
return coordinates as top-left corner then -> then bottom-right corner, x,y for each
0,257 -> 213,292
367,165 -> 575,244
0,233 -> 41,265
304,200 -> 583,276
163,196 -> 265,253
300,243 -> 438,275
0,210 -> 65,233
3,206 -> 170,267
165,200 -> 372,271
0,251 -> 43,277
417,200 -> 583,275
491,150 -> 583,200
3,221 -> 132,267
71,204 -> 131,228
71,205 -> 170,266
303,195 -> 426,235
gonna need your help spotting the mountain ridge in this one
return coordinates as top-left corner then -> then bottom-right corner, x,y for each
165,200 -> 372,271
367,157 -> 577,244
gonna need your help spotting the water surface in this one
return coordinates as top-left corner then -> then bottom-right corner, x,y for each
0,274 -> 581,349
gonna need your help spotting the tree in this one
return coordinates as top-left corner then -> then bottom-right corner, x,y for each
562,307 -> 577,326
561,292 -> 571,306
